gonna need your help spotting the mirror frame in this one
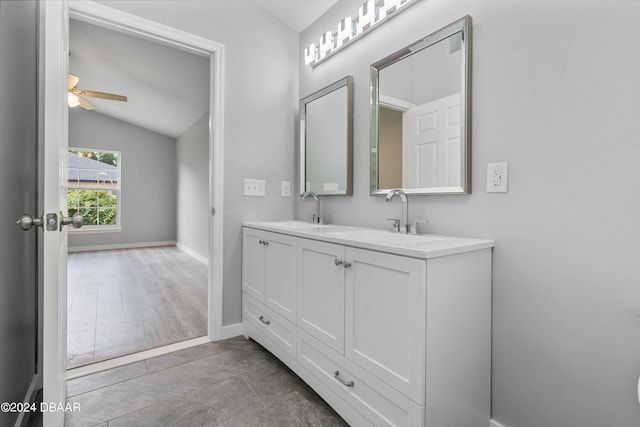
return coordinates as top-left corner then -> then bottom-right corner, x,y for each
370,16 -> 472,196
299,76 -> 353,196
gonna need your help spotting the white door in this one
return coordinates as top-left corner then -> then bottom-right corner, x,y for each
41,1 -> 70,426
403,93 -> 461,188
0,1 -> 39,426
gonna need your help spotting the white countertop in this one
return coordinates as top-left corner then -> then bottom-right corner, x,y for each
243,220 -> 494,259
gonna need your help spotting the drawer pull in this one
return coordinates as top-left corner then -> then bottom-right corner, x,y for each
259,315 -> 271,325
334,370 -> 354,387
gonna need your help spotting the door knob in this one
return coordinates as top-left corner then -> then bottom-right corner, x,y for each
16,214 -> 43,231
17,213 -> 59,232
59,212 -> 83,230
16,214 -> 58,231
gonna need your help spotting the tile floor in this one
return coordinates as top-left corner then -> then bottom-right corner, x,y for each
64,336 -> 348,427
67,246 -> 208,368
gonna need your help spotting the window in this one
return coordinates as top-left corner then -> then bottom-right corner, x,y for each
67,148 -> 121,230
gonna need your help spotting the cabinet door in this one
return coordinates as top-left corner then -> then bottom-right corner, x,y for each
264,232 -> 297,323
297,239 -> 345,354
345,248 -> 426,403
242,228 -> 266,301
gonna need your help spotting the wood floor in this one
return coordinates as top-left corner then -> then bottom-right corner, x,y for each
67,246 -> 208,369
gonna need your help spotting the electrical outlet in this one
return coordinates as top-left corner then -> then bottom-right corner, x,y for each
487,162 -> 508,193
281,181 -> 291,197
244,178 -> 266,196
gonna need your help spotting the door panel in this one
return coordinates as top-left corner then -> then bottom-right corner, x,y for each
297,239 -> 345,354
345,248 -> 426,403
265,232 -> 297,322
403,93 -> 461,188
0,1 -> 39,425
242,228 -> 266,301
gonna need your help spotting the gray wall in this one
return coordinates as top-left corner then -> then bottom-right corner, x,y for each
300,1 -> 640,426
176,113 -> 209,260
68,108 -> 177,248
97,1 -> 299,326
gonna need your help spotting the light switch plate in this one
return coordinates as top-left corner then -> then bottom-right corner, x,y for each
281,181 -> 291,197
487,162 -> 508,193
244,178 -> 266,196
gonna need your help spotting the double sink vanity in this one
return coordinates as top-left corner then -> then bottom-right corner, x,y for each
242,220 -> 493,426
242,14 -> 491,427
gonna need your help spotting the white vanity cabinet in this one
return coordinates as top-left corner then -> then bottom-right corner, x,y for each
242,222 -> 493,427
242,228 -> 297,322
298,239 -> 426,403
242,228 -> 298,359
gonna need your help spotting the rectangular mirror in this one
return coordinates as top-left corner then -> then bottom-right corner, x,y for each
370,16 -> 471,195
300,76 -> 353,196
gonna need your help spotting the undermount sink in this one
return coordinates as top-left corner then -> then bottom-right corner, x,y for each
266,221 -> 329,230
326,229 -> 443,245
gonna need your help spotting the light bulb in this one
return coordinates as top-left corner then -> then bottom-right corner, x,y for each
68,92 -> 80,108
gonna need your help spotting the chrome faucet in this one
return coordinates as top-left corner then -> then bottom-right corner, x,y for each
385,189 -> 410,233
301,192 -> 321,224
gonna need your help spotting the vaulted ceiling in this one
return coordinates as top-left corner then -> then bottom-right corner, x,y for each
68,0 -> 338,138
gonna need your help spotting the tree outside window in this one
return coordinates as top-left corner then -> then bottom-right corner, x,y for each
67,148 -> 121,228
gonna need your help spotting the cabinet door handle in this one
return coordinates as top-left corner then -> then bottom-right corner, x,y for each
343,261 -> 352,269
258,239 -> 269,246
259,315 -> 270,325
334,258 -> 343,266
334,370 -> 354,387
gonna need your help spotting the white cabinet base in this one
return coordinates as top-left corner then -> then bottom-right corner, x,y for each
242,225 -> 492,427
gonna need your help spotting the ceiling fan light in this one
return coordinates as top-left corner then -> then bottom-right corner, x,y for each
68,92 -> 80,108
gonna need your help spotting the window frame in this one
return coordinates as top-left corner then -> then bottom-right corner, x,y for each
67,147 -> 122,233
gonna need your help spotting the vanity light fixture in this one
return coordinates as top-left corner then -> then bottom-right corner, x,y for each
303,0 -> 419,67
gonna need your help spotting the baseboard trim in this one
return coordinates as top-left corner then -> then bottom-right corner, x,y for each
491,419 -> 509,427
68,240 -> 176,253
176,242 -> 208,266
66,336 -> 210,380
220,322 -> 243,340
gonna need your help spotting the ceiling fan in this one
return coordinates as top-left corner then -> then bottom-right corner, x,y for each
67,73 -> 127,110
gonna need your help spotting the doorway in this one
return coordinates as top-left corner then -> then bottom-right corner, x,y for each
64,3 -> 225,373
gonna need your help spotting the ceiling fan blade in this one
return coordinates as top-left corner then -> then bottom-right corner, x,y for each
71,89 -> 127,102
78,95 -> 96,111
68,73 -> 80,90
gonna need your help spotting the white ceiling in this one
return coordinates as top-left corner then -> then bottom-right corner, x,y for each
69,1 -> 337,138
70,19 -> 210,138
251,0 -> 338,32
